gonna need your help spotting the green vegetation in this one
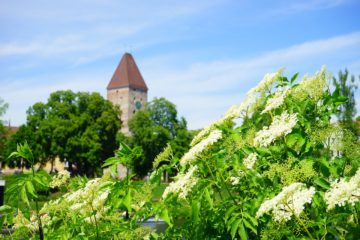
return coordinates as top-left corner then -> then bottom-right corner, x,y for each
0,67 -> 359,239
0,97 -> 9,162
5,90 -> 121,176
128,97 -> 192,177
332,69 -> 359,134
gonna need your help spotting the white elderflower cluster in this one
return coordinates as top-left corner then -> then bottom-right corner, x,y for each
162,166 -> 198,199
49,170 -> 71,189
325,169 -> 360,210
229,176 -> 241,185
291,67 -> 327,101
256,182 -> 315,222
248,69 -> 284,96
243,153 -> 257,169
254,111 -> 298,147
190,69 -> 284,147
190,105 -> 239,146
40,178 -> 112,225
13,210 -> 51,232
261,88 -> 289,114
181,129 -> 222,166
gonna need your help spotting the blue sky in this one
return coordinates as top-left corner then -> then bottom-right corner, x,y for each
1,0 -> 360,129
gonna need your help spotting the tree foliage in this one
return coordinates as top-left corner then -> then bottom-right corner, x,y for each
7,90 -> 121,176
128,97 -> 191,177
0,97 -> 9,162
332,69 -> 359,134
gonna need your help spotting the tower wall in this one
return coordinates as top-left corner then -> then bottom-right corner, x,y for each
107,87 -> 147,135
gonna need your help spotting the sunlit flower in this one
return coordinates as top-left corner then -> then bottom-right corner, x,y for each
256,182 -> 315,222
325,169 -> 360,210
190,105 -> 238,146
262,88 -> 289,114
243,153 -> 257,169
229,176 -> 241,185
291,66 -> 327,101
254,111 -> 298,147
162,166 -> 198,199
248,69 -> 284,95
181,129 -> 222,166
49,170 -> 71,189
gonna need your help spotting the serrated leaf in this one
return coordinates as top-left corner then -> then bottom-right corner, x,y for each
122,190 -> 131,212
0,205 -> 13,214
314,178 -> 330,190
225,205 -> 237,221
20,186 -> 30,207
204,188 -> 213,209
25,181 -> 37,198
290,72 -> 299,84
160,208 -> 172,227
243,218 -> 257,234
243,212 -> 257,226
191,199 -> 200,223
238,221 -> 248,240
231,219 -> 241,239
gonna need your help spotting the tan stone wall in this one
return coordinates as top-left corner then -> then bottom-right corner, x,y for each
1,157 -> 65,174
129,88 -> 148,119
107,87 -> 147,135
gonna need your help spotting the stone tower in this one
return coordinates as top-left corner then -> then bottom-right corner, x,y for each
107,53 -> 148,135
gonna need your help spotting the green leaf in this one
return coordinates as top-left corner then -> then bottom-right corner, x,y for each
286,133 -> 305,151
191,199 -> 200,223
20,186 -> 30,207
290,72 -> 299,84
243,218 -> 257,234
231,219 -> 241,239
0,205 -> 13,214
243,212 -> 258,226
122,190 -> 132,212
314,178 -> 330,190
225,205 -> 237,221
204,188 -> 213,209
160,208 -> 172,227
25,181 -> 37,198
238,221 -> 248,240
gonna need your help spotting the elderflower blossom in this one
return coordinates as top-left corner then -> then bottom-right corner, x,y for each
40,177 -> 111,227
291,67 -> 327,101
261,88 -> 289,114
254,111 -> 298,147
325,169 -> 360,210
190,105 -> 239,146
243,153 -> 257,169
248,69 -> 284,95
256,182 -> 315,222
49,170 -> 70,188
181,129 -> 222,166
229,176 -> 241,185
162,166 -> 198,199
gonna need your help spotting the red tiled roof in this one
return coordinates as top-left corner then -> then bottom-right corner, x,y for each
107,53 -> 148,91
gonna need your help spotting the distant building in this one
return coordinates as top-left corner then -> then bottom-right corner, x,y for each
107,53 -> 148,135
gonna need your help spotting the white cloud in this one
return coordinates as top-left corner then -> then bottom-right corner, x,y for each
143,31 -> 360,128
2,31 -> 360,129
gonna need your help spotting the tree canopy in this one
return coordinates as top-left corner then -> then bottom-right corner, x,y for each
0,97 -> 9,162
7,90 -> 121,176
332,69 -> 359,134
128,97 -> 192,177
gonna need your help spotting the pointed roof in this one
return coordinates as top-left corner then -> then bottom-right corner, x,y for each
107,53 -> 148,91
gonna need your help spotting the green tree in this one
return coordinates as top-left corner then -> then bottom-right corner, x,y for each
0,97 -> 9,163
333,69 -> 359,134
9,90 -> 121,176
129,97 -> 191,176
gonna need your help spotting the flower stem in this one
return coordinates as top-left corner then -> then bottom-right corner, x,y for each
31,164 -> 44,240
